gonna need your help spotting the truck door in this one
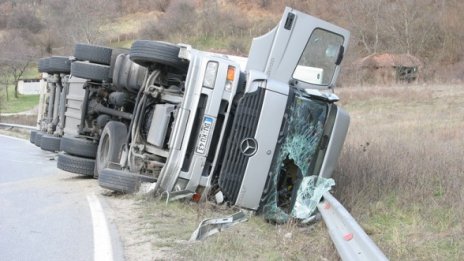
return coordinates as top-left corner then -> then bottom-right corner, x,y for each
246,7 -> 350,89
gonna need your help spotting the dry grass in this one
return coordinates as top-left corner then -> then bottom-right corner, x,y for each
0,128 -> 29,139
0,114 -> 37,125
0,114 -> 35,139
334,84 -> 464,260
130,197 -> 339,261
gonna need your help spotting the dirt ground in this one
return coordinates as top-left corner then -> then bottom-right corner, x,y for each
102,193 -> 176,261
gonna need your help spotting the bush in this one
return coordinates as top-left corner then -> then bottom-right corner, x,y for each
7,4 -> 43,34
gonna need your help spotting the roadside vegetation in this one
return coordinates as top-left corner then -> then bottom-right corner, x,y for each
0,65 -> 40,114
0,88 -> 39,113
107,193 -> 339,260
335,84 -> 464,260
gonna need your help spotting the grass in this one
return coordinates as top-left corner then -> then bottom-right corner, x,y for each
0,128 -> 30,139
0,85 -> 39,113
131,197 -> 338,260
0,64 -> 41,114
21,66 -> 41,79
0,114 -> 37,125
334,84 -> 464,260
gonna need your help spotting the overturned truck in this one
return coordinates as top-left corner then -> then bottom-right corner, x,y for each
98,8 -> 350,222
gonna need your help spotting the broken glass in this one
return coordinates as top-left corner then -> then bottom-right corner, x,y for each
260,94 -> 335,223
291,175 -> 335,219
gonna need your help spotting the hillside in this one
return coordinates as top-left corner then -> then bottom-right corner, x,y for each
1,0 -> 464,84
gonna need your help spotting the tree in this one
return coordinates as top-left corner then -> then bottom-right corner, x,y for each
140,0 -> 198,41
340,0 -> 384,55
7,3 -> 43,34
0,32 -> 37,98
382,0 -> 442,57
39,0 -> 117,54
63,0 -> 117,44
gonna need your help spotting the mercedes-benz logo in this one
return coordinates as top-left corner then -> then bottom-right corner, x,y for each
240,138 -> 258,157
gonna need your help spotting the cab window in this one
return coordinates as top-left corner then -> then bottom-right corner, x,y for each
293,29 -> 344,86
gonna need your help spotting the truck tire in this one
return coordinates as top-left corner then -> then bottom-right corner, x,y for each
34,132 -> 43,147
111,54 -> 127,91
109,48 -> 129,82
113,53 -> 147,93
74,43 -> 113,65
98,168 -> 156,193
30,129 -> 38,144
46,56 -> 71,74
40,134 -> 61,152
95,121 -> 127,178
38,58 -> 49,73
57,152 -> 95,176
129,40 -> 188,71
60,135 -> 98,158
71,61 -> 111,82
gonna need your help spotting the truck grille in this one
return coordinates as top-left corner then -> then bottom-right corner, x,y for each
219,88 -> 265,203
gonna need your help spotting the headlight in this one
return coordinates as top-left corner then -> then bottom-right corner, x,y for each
203,61 -> 218,88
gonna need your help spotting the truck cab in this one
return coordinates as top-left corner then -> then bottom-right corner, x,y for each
217,8 -> 350,222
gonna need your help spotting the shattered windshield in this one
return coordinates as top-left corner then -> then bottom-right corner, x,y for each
259,94 -> 335,223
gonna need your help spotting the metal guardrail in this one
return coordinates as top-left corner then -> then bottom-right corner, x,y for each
318,192 -> 389,261
0,122 -> 38,131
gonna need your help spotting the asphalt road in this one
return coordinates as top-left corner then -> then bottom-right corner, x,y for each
0,134 -> 124,261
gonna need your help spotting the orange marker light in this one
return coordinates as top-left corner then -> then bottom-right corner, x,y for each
227,66 -> 235,82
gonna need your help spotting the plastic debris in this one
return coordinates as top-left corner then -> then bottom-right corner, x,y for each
190,211 -> 249,240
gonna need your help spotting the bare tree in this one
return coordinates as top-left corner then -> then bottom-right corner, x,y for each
0,32 -> 37,98
7,3 -> 43,34
436,0 -> 464,64
140,0 -> 197,41
340,0 -> 384,55
39,0 -> 117,54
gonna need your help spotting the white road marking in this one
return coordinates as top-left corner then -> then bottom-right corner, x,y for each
87,193 -> 114,261
0,134 -> 29,142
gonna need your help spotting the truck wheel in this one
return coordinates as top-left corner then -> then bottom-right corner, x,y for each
30,130 -> 38,144
111,54 -> 127,91
46,56 -> 71,74
38,58 -> 49,73
57,152 -> 95,176
95,121 -> 127,178
71,61 -> 111,82
113,53 -> 147,93
125,57 -> 147,93
129,40 -> 188,71
60,135 -> 98,158
109,48 -> 129,82
74,43 -> 113,65
98,168 -> 156,193
40,134 -> 61,152
34,132 -> 43,147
